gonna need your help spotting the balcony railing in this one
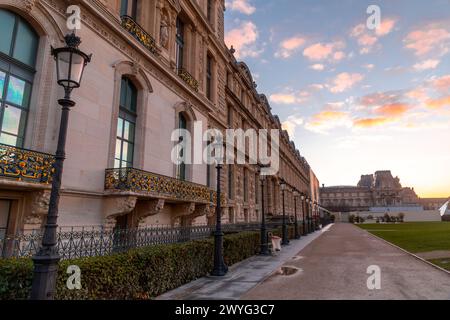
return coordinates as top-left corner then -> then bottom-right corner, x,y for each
105,167 -> 220,204
120,15 -> 158,55
0,143 -> 55,184
178,68 -> 199,92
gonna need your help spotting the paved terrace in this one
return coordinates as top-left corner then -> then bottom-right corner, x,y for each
157,226 -> 331,300
158,224 -> 450,300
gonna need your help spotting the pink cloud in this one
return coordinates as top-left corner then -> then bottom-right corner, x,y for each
310,64 -> 325,71
330,72 -> 364,93
375,18 -> 397,36
431,75 -> 450,93
350,18 -> 397,54
303,41 -> 345,62
226,0 -> 255,15
413,59 -> 440,71
404,24 -> 450,56
275,36 -> 306,58
225,21 -> 261,59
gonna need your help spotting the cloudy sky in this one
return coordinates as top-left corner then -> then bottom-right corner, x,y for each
224,0 -> 450,198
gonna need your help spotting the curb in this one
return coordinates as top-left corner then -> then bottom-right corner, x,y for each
356,225 -> 450,276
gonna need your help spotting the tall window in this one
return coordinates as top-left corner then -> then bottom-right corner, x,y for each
176,18 -> 185,70
227,106 -> 232,127
176,113 -> 187,180
206,54 -> 212,100
120,0 -> 138,19
255,173 -> 259,205
228,166 -> 233,200
115,77 -> 137,168
243,169 -> 248,202
0,9 -> 38,147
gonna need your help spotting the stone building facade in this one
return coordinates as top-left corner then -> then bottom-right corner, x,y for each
0,0 -> 315,239
320,170 -> 421,212
320,171 -> 447,212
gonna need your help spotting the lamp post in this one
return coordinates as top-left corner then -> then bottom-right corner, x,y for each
293,190 -> 300,239
314,202 -> 318,230
31,33 -> 91,300
211,151 -> 228,276
301,194 -> 306,235
258,166 -> 269,255
307,198 -> 312,233
280,180 -> 289,245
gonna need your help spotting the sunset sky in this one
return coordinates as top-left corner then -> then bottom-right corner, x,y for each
224,0 -> 450,198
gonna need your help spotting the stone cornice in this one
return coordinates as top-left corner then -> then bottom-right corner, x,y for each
43,0 -> 214,119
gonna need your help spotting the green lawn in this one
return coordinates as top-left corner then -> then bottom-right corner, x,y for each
429,258 -> 450,270
358,222 -> 450,253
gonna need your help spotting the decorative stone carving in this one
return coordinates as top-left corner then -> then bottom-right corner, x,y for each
103,196 -> 137,218
171,202 -> 196,225
29,190 -> 51,216
159,12 -> 169,49
135,199 -> 165,223
22,0 -> 37,13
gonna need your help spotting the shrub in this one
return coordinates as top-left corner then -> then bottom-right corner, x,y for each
0,231 -> 261,300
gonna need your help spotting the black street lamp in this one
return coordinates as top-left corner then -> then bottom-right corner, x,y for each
293,190 -> 300,239
307,198 -> 312,233
211,163 -> 228,277
301,194 -> 306,235
258,166 -> 269,255
31,32 -> 91,300
280,179 -> 289,245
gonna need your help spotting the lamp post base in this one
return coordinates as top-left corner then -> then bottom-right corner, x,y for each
30,251 -> 60,300
211,231 -> 228,277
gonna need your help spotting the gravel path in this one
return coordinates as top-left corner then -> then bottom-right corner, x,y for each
243,223 -> 450,300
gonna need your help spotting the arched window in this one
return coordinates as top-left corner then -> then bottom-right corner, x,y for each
176,113 -> 187,180
115,77 -> 137,168
0,9 -> 38,147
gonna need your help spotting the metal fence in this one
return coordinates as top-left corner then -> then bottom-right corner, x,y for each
0,222 -> 282,260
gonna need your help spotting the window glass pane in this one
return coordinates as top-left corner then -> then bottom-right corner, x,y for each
120,78 -> 127,108
13,20 -> 38,67
115,138 -> 122,160
117,118 -> 124,138
2,104 -> 26,136
114,159 -> 121,169
0,132 -> 17,146
6,76 -> 26,106
121,160 -> 128,168
122,142 -> 129,162
0,71 -> 5,100
0,10 -> 15,56
129,84 -> 137,112
126,143 -> 134,163
123,120 -> 135,142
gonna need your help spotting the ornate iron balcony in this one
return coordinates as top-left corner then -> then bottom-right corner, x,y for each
105,167 -> 220,204
121,15 -> 158,55
0,144 -> 55,184
178,68 -> 199,92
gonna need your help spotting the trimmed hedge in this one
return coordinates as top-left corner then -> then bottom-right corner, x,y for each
0,231 -> 260,300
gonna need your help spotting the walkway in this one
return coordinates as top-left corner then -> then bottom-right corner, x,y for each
244,223 -> 450,300
157,226 -> 330,300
